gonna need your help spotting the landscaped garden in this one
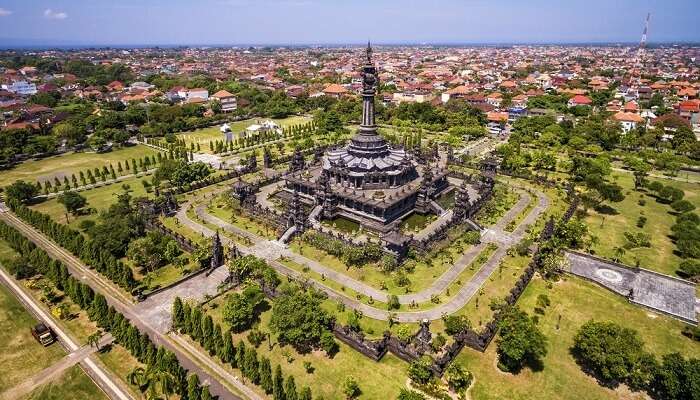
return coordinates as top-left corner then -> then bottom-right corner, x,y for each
0,144 -> 160,189
454,275 -> 700,400
583,171 -> 700,276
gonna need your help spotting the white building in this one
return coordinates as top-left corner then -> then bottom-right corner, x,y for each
186,88 -> 209,101
2,80 -> 37,96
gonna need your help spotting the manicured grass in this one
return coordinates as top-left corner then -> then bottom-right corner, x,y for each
322,216 -> 360,234
451,252 -> 530,329
288,225 -> 479,297
455,275 -> 700,400
436,189 -> 456,209
206,194 -> 277,240
584,171 -> 699,276
23,364 -> 108,400
400,212 -> 436,233
0,145 -> 159,188
177,116 -> 311,154
475,184 -> 520,226
203,293 -> 411,399
0,271 -> 65,392
29,174 -> 153,230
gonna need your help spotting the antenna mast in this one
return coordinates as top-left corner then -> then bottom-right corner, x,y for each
639,12 -> 650,49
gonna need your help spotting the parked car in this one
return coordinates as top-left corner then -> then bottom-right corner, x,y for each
31,323 -> 56,346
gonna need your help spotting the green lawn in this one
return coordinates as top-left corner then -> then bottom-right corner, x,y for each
0,275 -> 65,392
23,364 -> 108,400
177,116 -> 311,154
29,174 -> 153,230
450,252 -> 530,329
203,294 -> 411,399
475,184 -> 520,226
455,275 -> 700,400
0,145 -> 159,188
584,171 -> 699,276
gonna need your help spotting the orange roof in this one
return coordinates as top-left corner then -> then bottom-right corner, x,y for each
212,90 -> 234,99
445,85 -> 470,95
487,111 -> 509,122
570,95 -> 592,105
613,112 -> 643,123
623,101 -> 638,112
322,84 -> 348,94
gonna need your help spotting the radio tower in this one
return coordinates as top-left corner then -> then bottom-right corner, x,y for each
639,12 -> 651,49
635,13 -> 651,73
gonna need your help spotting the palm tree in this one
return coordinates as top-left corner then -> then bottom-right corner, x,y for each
126,366 -> 175,400
87,330 -> 103,351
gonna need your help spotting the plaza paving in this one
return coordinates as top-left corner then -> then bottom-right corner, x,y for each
566,251 -> 698,324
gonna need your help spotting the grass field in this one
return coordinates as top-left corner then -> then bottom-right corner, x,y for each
584,171 -> 700,276
23,364 -> 108,400
0,145 -> 160,189
177,116 -> 311,153
203,293 -> 411,399
0,275 -> 65,392
455,275 -> 700,400
29,174 -> 153,229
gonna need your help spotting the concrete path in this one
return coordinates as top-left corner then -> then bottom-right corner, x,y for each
1,335 -> 115,400
0,265 -> 131,400
566,251 -> 697,324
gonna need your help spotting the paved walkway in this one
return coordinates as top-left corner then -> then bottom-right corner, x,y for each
175,184 -> 549,322
0,263 -> 131,400
566,251 -> 697,324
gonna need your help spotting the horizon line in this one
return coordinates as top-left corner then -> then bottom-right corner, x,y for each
1,40 -> 700,51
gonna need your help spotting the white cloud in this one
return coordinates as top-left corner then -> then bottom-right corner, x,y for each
0,8 -> 12,16
44,9 -> 67,20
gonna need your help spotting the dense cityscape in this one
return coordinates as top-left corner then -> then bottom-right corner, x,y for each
0,2 -> 698,400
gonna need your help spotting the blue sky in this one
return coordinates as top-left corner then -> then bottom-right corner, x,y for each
0,0 -> 699,46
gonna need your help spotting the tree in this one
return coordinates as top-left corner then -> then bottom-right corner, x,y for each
200,386 -> 213,400
342,376 -> 361,399
678,259 -> 700,281
5,180 -> 38,203
58,191 -> 88,216
397,389 -> 426,400
444,363 -> 473,393
496,307 -> 547,372
273,365 -> 285,400
259,357 -> 273,394
87,330 -> 103,350
671,200 -> 696,214
172,297 -> 184,330
243,347 -> 260,384
572,320 -> 657,388
269,285 -> 334,353
443,315 -> 471,336
222,284 -> 265,332
285,376 -> 298,400
187,373 -> 201,400
650,353 -> 700,400
408,356 -> 433,385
